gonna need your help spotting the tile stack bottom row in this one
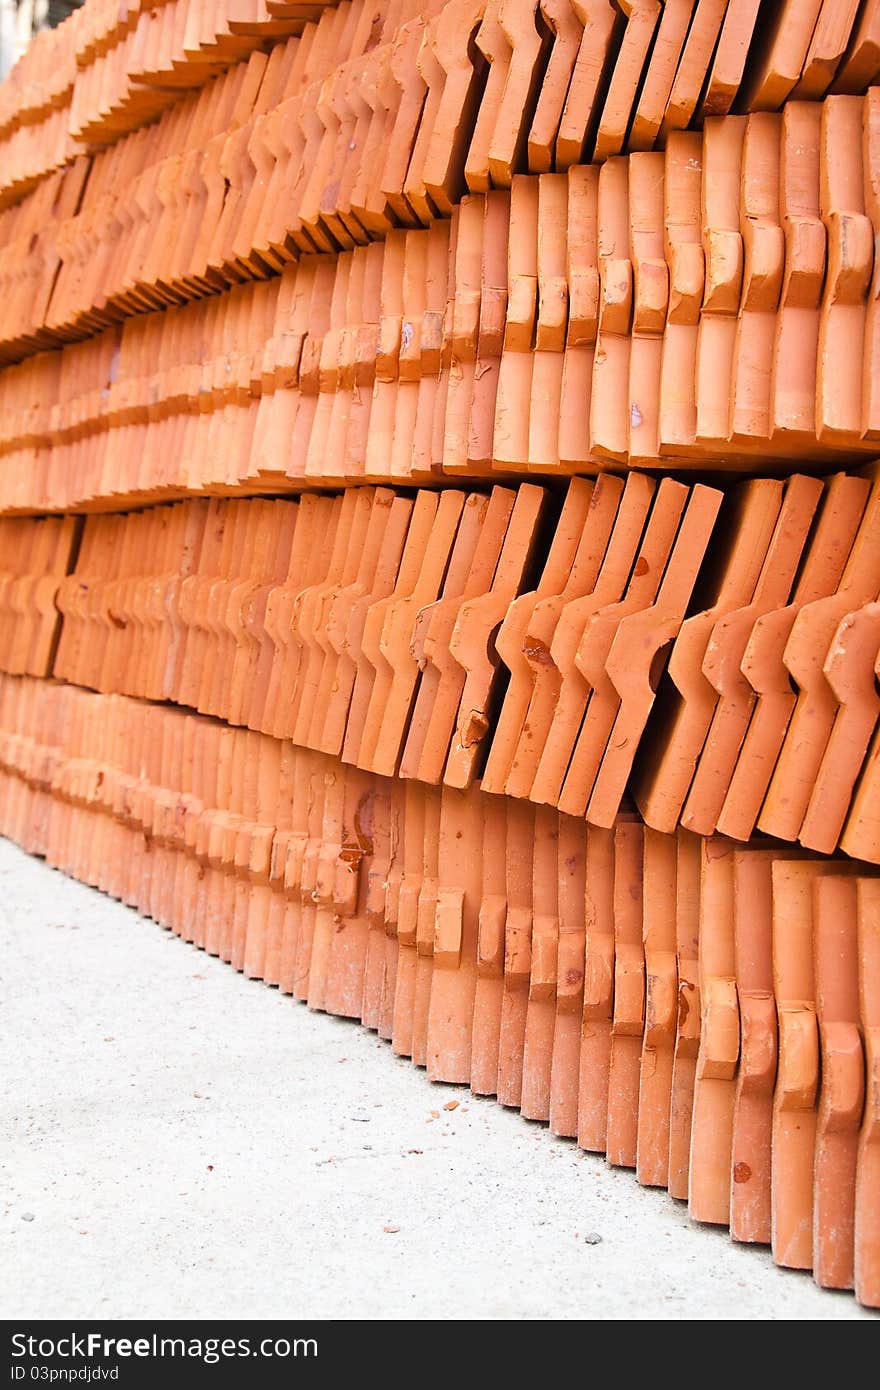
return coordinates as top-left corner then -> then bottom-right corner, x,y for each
0,672 -> 877,1309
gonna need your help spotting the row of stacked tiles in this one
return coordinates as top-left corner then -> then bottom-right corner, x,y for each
2,471 -> 879,855
0,673 -> 876,1305
4,112 -> 880,508
0,0 -> 335,205
5,0 -> 880,212
0,3 -> 449,363
3,9 -> 880,368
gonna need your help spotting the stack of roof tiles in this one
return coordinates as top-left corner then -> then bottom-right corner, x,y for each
0,0 -> 879,1308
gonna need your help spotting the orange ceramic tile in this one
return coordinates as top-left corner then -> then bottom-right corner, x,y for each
548,811 -> 587,1136
324,768 -> 386,1022
605,816 -> 644,1169
636,826 -> 677,1188
388,230 -> 430,480
717,472 -> 869,842
730,846 -> 777,1245
855,876 -> 880,1307
793,0 -> 862,99
467,190 -> 509,472
496,795 -> 535,1107
759,471 -> 880,844
528,173 -> 568,471
520,802 -> 560,1121
409,780 -> 442,1068
492,176 -> 538,472
770,858 -> 845,1271
288,749 -> 330,1001
426,782 -> 483,1082
689,835 -> 738,1226
276,748 -> 319,994
658,130 -> 703,454
470,790 -> 509,1094
379,18 -> 428,228
729,111 -> 784,449
443,195 -> 486,472
482,476 -> 595,794
358,489 -> 464,776
842,679 -> 880,866
693,114 -> 745,452
465,0 -> 511,190
593,1 -> 660,162
313,489 -> 404,755
680,474 -> 823,837
812,874 -> 863,1290
741,0 -> 824,110
410,219 -> 450,479
659,0 -> 729,137
628,0 -> 695,149
558,164 -> 599,470
399,486 -> 513,784
301,489 -> 377,747
798,599 -> 880,854
486,0 -> 549,187
505,473 -> 624,801
861,87 -> 880,442
585,488 -> 719,829
635,478 -> 785,834
390,778 -> 427,1058
527,0 -> 582,171
590,155 -> 632,463
420,0 -> 487,216
556,1 -> 622,167
444,482 -> 546,788
816,94 -> 873,449
559,474 -> 690,819
529,471 -> 653,809
627,150 -> 668,465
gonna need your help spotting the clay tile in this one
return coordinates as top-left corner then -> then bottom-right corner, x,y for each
813,873 -> 864,1290
717,472 -> 868,842
769,858 -> 858,1271
681,474 -> 823,838
425,783 -> 483,1082
759,470 -> 880,844
855,877 -> 880,1307
816,94 -> 874,448
629,0 -> 694,149
634,478 -> 784,834
590,155 -> 632,463
444,482 -> 546,788
689,833 -> 739,1225
399,486 -> 513,784
496,795 -> 535,1107
730,844 -> 777,1245
593,0 -> 659,162
636,826 -> 677,1187
482,476 -> 594,794
527,0 -> 582,172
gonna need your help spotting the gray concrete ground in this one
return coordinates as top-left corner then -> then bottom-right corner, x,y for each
0,835 -> 873,1321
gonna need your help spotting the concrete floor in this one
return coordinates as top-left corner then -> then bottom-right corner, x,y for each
0,835 -> 873,1321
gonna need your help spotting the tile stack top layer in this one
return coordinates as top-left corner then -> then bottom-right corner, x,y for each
0,0 -> 343,208
2,1 -> 880,303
